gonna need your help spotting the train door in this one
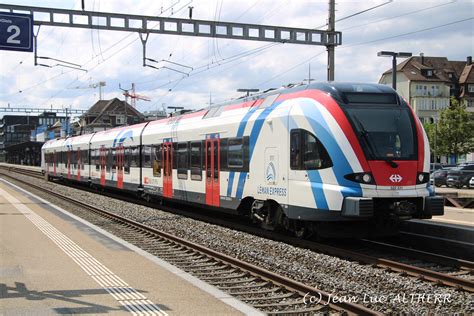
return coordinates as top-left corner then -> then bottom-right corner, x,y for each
162,142 -> 173,198
117,145 -> 124,189
67,150 -> 71,179
100,146 -> 106,186
205,138 -> 220,207
77,148 -> 81,181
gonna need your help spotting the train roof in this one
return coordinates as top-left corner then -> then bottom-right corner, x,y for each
41,82 -> 399,150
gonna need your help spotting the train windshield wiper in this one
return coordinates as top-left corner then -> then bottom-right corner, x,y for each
352,116 -> 398,168
352,116 -> 378,159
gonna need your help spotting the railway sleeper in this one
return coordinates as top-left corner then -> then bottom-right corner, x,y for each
266,305 -> 330,315
191,268 -> 237,277
217,281 -> 269,290
182,262 -> 222,270
253,299 -> 307,308
230,287 -> 282,296
200,273 -> 248,281
240,292 -> 297,302
210,277 -> 257,285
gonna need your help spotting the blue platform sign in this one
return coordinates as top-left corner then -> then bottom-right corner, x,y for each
0,12 -> 33,52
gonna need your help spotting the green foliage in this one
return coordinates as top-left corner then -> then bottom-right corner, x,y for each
434,97 -> 474,161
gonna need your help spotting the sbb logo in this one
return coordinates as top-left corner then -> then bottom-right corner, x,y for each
389,174 -> 403,183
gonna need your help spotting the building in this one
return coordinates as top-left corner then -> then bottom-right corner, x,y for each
0,112 -> 67,164
78,98 -> 144,134
379,55 -> 474,123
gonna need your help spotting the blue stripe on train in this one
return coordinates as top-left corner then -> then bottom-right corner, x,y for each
227,105 -> 260,197
235,101 -> 282,199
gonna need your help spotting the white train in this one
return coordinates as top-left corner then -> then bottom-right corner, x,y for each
42,83 -> 444,238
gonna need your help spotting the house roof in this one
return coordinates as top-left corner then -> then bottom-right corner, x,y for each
382,56 -> 471,83
459,64 -> 474,84
83,98 -> 144,120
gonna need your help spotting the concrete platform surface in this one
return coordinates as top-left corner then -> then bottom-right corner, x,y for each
0,178 -> 261,316
428,206 -> 474,226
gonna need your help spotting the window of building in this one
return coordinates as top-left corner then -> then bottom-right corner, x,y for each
426,70 -> 433,76
152,145 -> 161,177
290,129 -> 332,170
190,141 -> 202,181
468,84 -> 474,93
116,115 -> 125,125
228,138 -> 244,168
177,142 -> 189,179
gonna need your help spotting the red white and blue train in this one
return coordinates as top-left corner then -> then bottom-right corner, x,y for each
41,82 -> 444,238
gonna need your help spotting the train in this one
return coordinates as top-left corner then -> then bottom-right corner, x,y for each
41,82 -> 444,238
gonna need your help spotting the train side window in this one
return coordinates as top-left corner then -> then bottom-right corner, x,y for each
82,150 -> 88,169
72,150 -> 77,169
228,137 -> 244,168
290,129 -> 332,170
142,145 -> 152,168
95,149 -> 100,171
112,148 -> 117,172
177,142 -> 189,179
130,146 -> 139,168
190,141 -> 202,181
152,145 -> 161,177
124,147 -> 130,174
290,130 -> 301,169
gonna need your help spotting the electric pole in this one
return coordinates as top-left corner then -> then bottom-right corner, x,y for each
327,0 -> 336,81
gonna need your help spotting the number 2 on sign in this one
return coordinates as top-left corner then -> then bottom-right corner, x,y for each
7,25 -> 21,44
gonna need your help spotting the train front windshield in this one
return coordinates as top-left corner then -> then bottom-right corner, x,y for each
344,106 -> 417,160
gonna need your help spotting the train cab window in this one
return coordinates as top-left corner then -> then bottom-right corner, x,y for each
177,142 -> 189,179
190,141 -> 202,181
228,138 -> 244,168
290,129 -> 332,170
152,145 -> 161,177
142,145 -> 152,168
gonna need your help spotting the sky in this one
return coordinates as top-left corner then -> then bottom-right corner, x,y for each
0,0 -> 473,117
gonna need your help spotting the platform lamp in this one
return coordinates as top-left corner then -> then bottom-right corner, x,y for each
377,51 -> 412,90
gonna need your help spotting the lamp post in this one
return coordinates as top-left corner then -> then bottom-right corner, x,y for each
377,51 -> 412,90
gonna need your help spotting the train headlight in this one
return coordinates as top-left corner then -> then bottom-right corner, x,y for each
416,172 -> 430,184
344,172 -> 375,184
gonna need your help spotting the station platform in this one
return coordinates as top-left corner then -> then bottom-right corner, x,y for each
0,178 -> 261,315
428,206 -> 474,226
0,162 -> 41,172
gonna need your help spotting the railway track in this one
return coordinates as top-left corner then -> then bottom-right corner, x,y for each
0,167 -> 379,315
2,166 -> 473,294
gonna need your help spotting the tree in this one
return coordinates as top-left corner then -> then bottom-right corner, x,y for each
435,97 -> 474,163
422,121 -> 437,161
